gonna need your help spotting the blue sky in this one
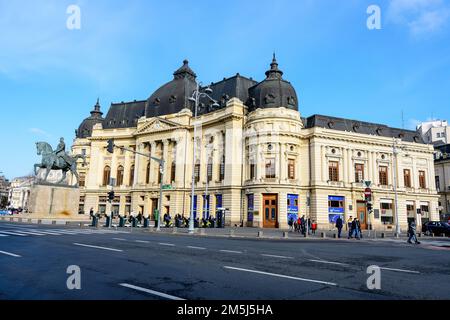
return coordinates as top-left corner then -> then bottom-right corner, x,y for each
1,0 -> 450,179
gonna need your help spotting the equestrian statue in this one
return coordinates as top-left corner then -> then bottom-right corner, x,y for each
34,138 -> 86,186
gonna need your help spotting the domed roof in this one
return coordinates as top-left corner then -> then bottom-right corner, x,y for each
76,99 -> 104,138
246,54 -> 298,112
145,60 -> 197,118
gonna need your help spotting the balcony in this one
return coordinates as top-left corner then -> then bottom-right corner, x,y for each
327,181 -> 345,188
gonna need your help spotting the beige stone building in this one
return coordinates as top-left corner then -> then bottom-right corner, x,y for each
72,57 -> 439,231
434,144 -> 450,220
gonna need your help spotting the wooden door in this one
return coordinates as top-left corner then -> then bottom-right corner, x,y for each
263,194 -> 278,228
357,201 -> 367,230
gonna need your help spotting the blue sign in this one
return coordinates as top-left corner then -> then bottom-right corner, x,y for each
191,195 -> 198,219
328,196 -> 345,202
247,194 -> 254,222
329,207 -> 345,213
287,194 -> 299,221
329,214 -> 343,223
215,194 -> 222,209
328,195 -> 345,213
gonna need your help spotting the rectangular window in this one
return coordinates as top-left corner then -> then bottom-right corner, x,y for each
404,169 -> 411,188
170,162 -> 176,183
194,162 -> 200,183
419,171 -> 426,188
435,176 -> 440,191
207,162 -> 213,182
288,159 -> 295,179
219,156 -> 225,181
379,166 -> 388,186
355,164 -> 364,183
79,174 -> 85,187
265,158 -> 276,178
381,202 -> 394,224
249,163 -> 255,180
329,161 -> 339,182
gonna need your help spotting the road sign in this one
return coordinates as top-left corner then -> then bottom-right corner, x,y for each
162,184 -> 172,190
364,188 -> 372,197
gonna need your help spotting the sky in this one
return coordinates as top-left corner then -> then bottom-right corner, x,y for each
1,0 -> 450,179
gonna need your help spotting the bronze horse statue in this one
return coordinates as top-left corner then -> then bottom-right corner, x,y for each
34,142 -> 85,186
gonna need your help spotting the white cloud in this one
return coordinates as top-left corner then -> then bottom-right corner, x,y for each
29,128 -> 53,138
387,0 -> 450,36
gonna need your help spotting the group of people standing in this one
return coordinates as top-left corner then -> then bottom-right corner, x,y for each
334,216 -> 362,239
288,215 -> 318,235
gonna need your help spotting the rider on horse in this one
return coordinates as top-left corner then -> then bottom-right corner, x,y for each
55,138 -> 73,167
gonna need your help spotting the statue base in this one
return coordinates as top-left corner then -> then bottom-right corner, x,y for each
27,183 -> 81,219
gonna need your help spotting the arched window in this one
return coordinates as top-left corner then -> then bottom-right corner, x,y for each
103,166 -> 111,186
146,162 -> 150,184
170,162 -> 176,183
129,165 -> 135,186
207,158 -> 213,182
116,165 -> 124,186
219,155 -> 225,181
195,160 -> 200,183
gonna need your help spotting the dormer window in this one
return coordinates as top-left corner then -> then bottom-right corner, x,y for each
169,95 -> 177,104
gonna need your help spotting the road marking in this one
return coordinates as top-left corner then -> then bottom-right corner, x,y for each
119,283 -> 185,300
224,266 -> 337,286
135,240 -> 150,244
29,230 -> 63,235
187,246 -> 206,250
8,230 -> 47,236
380,267 -> 420,274
0,250 -> 21,257
0,231 -> 28,237
73,243 -> 123,252
261,254 -> 293,259
0,234 -> 9,237
158,243 -> 175,247
220,250 -> 242,254
309,259 -> 350,266
113,238 -> 127,241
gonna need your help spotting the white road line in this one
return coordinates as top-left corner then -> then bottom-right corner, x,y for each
0,231 -> 28,237
135,240 -> 150,244
224,266 -> 338,286
119,283 -> 185,300
261,254 -> 293,259
0,234 -> 9,237
73,243 -> 123,252
0,250 -> 21,258
220,250 -> 242,254
309,259 -> 350,266
158,243 -> 175,247
113,238 -> 127,241
29,230 -> 63,235
8,230 -> 46,236
380,267 -> 420,274
187,246 -> 206,250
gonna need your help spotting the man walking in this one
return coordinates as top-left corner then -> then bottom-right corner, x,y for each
336,216 -> 343,238
347,216 -> 353,239
407,220 -> 421,244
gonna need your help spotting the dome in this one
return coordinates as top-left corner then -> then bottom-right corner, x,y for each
145,60 -> 197,118
246,54 -> 298,112
76,99 -> 104,138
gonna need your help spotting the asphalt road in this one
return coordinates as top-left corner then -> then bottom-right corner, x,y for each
1,221 -> 449,300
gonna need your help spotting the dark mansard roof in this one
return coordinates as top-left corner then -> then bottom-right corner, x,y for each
103,100 -> 146,129
304,114 -> 425,144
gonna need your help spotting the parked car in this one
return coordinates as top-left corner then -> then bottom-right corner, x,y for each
422,221 -> 450,236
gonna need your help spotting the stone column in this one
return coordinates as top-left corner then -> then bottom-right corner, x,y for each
163,139 -> 170,185
149,142 -> 157,185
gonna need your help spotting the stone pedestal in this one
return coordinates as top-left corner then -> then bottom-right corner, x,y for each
28,184 -> 80,219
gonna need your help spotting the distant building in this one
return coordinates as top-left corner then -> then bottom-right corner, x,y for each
417,120 -> 450,145
8,176 -> 34,211
434,144 -> 450,220
0,175 -> 10,208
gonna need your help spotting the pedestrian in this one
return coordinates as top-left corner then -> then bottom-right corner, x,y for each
89,208 -> 94,218
355,218 -> 362,239
347,216 -> 353,239
407,220 -> 421,244
311,220 -> 317,235
351,218 -> 360,240
296,216 -> 302,233
336,216 -> 343,238
288,215 -> 294,232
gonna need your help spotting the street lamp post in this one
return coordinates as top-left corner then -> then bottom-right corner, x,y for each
188,82 -> 219,234
393,138 -> 401,237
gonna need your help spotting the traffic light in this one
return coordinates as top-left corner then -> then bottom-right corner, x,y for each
367,202 -> 373,213
107,139 -> 114,153
108,191 -> 115,202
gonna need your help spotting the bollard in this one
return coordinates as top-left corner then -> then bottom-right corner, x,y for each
381,232 -> 385,238
172,227 -> 178,234
321,232 -> 326,238
417,232 -> 422,238
431,233 -> 435,238
143,218 -> 149,228
119,216 -> 125,228
38,219 -> 42,224
333,233 -> 337,239
27,219 -> 32,223
52,221 -> 56,225
283,231 -> 288,239
258,231 -> 263,238
105,216 -> 111,228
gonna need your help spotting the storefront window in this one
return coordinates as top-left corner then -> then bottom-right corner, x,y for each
247,194 -> 254,222
381,201 -> 394,224
328,196 -> 344,223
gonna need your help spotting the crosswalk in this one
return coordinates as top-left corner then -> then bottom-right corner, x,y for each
0,227 -> 127,238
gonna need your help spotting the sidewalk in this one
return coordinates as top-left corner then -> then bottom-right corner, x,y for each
0,215 -> 88,226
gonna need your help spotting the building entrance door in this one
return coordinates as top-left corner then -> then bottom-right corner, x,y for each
151,198 -> 158,220
263,194 -> 278,228
357,201 -> 367,230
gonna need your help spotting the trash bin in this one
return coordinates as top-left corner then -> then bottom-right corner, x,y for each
119,216 -> 125,227
143,217 -> 149,228
105,216 -> 111,228
217,210 -> 225,228
131,216 -> 137,228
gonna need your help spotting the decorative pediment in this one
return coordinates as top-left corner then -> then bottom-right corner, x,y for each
135,117 -> 181,135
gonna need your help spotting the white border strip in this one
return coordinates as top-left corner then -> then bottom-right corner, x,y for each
0,250 -> 21,257
380,267 -> 420,274
261,254 -> 293,259
73,243 -> 123,252
309,259 -> 350,266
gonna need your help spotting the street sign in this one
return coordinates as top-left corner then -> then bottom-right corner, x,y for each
162,184 -> 172,190
364,188 -> 372,197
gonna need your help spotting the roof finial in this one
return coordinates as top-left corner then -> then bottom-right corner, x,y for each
266,53 -> 283,79
91,98 -> 103,117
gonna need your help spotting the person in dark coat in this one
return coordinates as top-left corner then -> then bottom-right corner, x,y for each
336,216 -> 343,238
407,220 -> 421,244
347,216 -> 353,239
